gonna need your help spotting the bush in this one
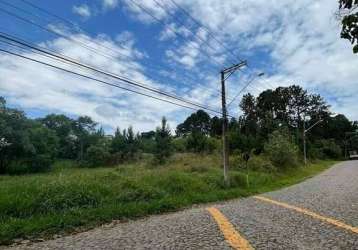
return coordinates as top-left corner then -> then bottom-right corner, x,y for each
315,139 -> 342,159
228,131 -> 262,153
85,145 -> 110,167
264,129 -> 299,169
232,154 -> 275,172
27,154 -> 54,172
172,137 -> 187,153
186,133 -> 218,153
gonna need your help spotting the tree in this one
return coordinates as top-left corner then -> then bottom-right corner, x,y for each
210,116 -> 222,137
338,0 -> 358,53
0,99 -> 30,173
73,116 -> 97,161
176,110 -> 211,136
25,124 -> 59,172
111,128 -> 126,154
239,93 -> 259,135
110,126 -> 140,161
0,99 -> 60,174
124,126 -> 140,160
154,117 -> 173,164
140,131 -> 156,153
264,129 -> 299,169
40,114 -> 76,159
186,132 -> 216,153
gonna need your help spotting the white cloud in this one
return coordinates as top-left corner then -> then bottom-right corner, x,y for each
1,0 -> 357,135
0,31 -> 193,132
72,4 -> 92,19
122,0 -> 171,24
166,0 -> 358,120
102,0 -> 119,10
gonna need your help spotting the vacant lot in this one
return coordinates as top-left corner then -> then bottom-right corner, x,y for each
0,154 -> 336,244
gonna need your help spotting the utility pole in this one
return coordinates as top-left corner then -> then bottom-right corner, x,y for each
220,61 -> 247,185
303,116 -> 307,165
303,117 -> 323,165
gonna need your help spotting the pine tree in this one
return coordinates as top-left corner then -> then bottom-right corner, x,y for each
154,117 -> 173,164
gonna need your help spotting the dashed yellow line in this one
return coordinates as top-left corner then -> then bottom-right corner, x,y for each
254,195 -> 358,234
206,207 -> 254,250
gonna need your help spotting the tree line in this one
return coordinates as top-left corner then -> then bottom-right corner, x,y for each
0,85 -> 357,174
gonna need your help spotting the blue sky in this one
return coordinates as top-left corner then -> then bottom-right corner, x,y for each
0,0 -> 357,133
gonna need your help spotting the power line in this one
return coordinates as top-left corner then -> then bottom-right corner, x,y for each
168,0 -> 243,63
0,38 -> 117,81
151,0 -> 237,65
0,32 -> 221,114
126,0 -> 224,70
19,0 -> 79,29
1,36 -> 221,110
227,73 -> 264,108
1,1 -> 221,96
0,6 -> 126,62
0,32 -> 224,115
0,47 -> 226,116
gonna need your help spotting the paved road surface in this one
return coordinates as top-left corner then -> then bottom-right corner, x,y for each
5,161 -> 358,249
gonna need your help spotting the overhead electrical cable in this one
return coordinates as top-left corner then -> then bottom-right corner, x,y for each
168,0 -> 243,63
126,0 -> 224,71
151,0 -> 238,65
0,32 -> 223,115
0,0 -> 222,96
0,47 -> 230,117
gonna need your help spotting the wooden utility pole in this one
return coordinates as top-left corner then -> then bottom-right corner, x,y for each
221,71 -> 229,185
303,116 -> 307,165
220,61 -> 247,186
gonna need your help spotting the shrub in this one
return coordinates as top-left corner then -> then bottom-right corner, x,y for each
315,139 -> 342,159
186,133 -> 218,153
264,129 -> 299,169
172,137 -> 187,153
27,154 -> 54,172
248,155 -> 276,172
232,153 -> 275,172
85,145 -> 110,167
228,131 -> 262,153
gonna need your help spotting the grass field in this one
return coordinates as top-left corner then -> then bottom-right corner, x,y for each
0,154 -> 337,244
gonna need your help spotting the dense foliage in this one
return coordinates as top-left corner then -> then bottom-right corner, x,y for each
0,85 -> 357,174
338,0 -> 358,53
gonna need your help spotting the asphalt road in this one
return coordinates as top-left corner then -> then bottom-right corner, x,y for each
6,161 -> 358,250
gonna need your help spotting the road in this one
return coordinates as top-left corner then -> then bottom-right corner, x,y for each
6,161 -> 358,249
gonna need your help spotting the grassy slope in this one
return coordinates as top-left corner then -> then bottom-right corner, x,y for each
0,155 -> 337,244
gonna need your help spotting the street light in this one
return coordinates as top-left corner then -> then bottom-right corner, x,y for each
303,117 -> 323,165
303,113 -> 339,165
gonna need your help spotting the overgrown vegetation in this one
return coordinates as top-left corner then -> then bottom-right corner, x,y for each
0,156 -> 336,244
0,86 -> 357,174
0,85 -> 357,243
338,0 -> 358,53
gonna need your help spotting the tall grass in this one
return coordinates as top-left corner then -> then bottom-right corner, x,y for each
0,155 -> 336,244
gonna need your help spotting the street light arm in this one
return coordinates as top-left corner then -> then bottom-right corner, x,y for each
305,119 -> 323,133
227,72 -> 264,108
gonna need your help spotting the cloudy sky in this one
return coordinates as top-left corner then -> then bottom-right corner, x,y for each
0,0 -> 357,133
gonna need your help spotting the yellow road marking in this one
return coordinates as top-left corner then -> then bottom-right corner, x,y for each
206,207 -> 254,250
254,196 -> 358,234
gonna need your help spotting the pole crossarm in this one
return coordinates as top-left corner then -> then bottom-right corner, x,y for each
221,61 -> 247,75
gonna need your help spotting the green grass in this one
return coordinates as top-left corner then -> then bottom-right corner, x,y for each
0,155 -> 337,244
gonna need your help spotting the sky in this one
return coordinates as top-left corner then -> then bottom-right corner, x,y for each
0,0 -> 357,133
